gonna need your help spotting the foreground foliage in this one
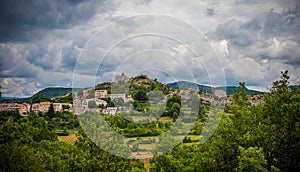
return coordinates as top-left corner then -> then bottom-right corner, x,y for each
150,71 -> 300,172
0,114 -> 144,171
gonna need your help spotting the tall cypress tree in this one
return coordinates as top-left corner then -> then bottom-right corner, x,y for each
47,103 -> 55,119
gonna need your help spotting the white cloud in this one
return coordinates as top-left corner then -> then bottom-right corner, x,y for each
1,0 -> 300,97
211,40 -> 229,58
260,37 -> 300,64
0,78 -> 42,97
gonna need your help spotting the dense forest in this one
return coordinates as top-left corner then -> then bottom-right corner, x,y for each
0,71 -> 299,171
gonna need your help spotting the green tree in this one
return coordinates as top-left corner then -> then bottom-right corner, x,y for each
164,95 -> 181,118
150,154 -> 182,172
209,114 -> 240,171
134,90 -> 148,101
133,100 -> 142,111
237,146 -> 267,172
0,110 -> 20,123
47,103 -> 55,119
166,95 -> 181,108
88,100 -> 97,108
259,70 -> 300,171
232,82 -> 250,107
170,102 -> 180,121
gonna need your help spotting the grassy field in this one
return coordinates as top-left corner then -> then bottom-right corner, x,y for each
186,134 -> 201,142
126,116 -> 173,123
183,142 -> 199,146
158,117 -> 172,122
126,134 -> 201,151
58,133 -> 78,144
130,116 -> 157,123
138,144 -> 155,151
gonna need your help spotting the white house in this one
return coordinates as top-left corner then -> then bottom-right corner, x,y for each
96,99 -> 107,106
102,107 -> 117,115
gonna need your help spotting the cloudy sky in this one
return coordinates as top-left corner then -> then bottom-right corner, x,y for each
0,0 -> 300,97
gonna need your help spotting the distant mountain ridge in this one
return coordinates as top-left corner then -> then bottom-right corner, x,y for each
32,87 -> 78,98
168,81 -> 266,95
0,97 -> 27,101
0,87 -> 82,102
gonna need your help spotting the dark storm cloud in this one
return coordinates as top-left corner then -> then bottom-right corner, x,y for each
213,19 -> 256,47
0,0 -> 117,42
211,6 -> 300,66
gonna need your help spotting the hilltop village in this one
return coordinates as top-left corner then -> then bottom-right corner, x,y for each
0,73 -> 264,116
